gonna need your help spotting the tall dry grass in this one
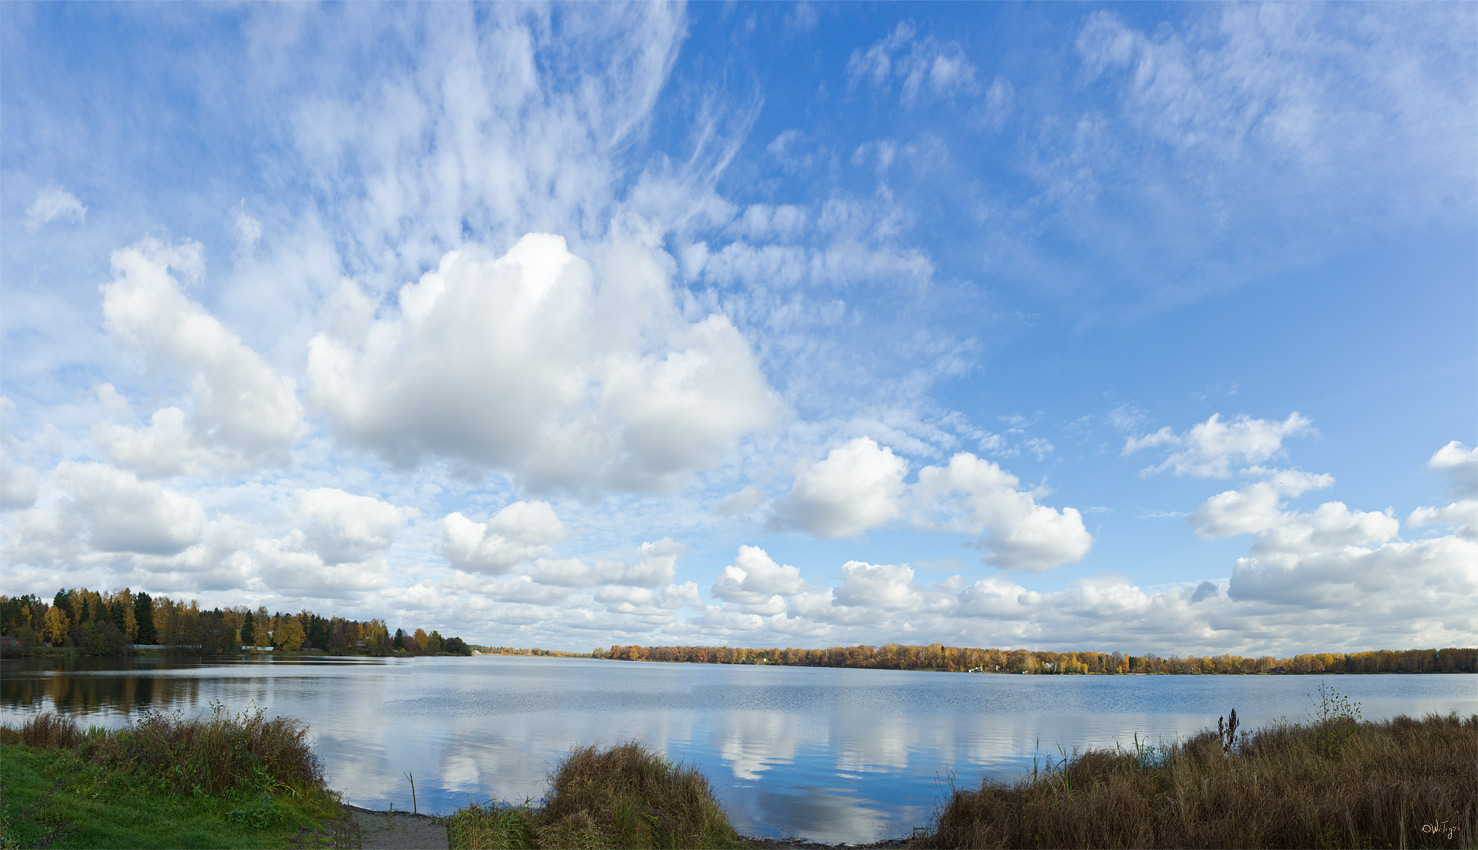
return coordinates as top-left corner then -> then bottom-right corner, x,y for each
448,741 -> 739,849
1,702 -> 324,797
914,712 -> 1478,849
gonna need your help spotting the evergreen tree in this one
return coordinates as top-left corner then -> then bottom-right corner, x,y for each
134,592 -> 157,644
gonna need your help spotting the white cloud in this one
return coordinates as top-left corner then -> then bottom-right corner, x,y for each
1408,501 -> 1478,541
24,185 -> 86,230
1228,535 -> 1478,612
1076,4 -> 1476,203
0,443 -> 40,511
295,487 -> 418,564
441,500 -> 566,575
1125,412 -> 1314,478
55,462 -> 205,556
102,238 -> 305,472
770,437 -> 907,538
913,452 -> 1092,571
711,545 -> 805,609
846,23 -> 978,105
308,233 -> 779,493
833,561 -> 919,611
715,486 -> 764,517
97,404 -> 205,479
1429,441 -> 1478,498
1189,470 -> 1334,538
1191,468 -> 1399,555
234,209 -> 263,261
278,3 -> 686,285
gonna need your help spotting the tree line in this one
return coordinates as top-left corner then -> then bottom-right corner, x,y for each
592,643 -> 1477,675
0,588 -> 471,657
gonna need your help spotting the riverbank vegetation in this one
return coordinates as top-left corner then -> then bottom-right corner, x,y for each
0,587 -> 470,658
446,742 -> 738,850
910,709 -> 1476,849
0,707 -> 351,849
595,642 -> 1478,675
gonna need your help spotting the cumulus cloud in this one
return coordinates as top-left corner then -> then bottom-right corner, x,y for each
309,233 -> 779,493
1406,441 -> 1478,540
295,487 -> 418,564
833,561 -> 919,611
101,239 -> 305,472
1228,535 -> 1478,611
55,462 -> 205,556
770,437 -> 907,538
1189,470 -> 1333,537
1125,412 -> 1314,478
24,185 -> 86,230
1191,469 -> 1398,555
0,443 -> 40,511
711,545 -> 806,609
525,540 -> 681,590
1408,501 -> 1478,541
1429,441 -> 1478,498
913,452 -> 1092,571
442,500 -> 566,575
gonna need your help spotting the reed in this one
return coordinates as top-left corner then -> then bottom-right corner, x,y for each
912,711 -> 1478,849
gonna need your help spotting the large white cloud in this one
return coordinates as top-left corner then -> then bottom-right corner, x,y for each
295,487 -> 418,565
1125,412 -> 1314,478
1191,469 -> 1398,555
442,500 -> 567,575
1189,470 -> 1334,538
913,452 -> 1092,571
711,545 -> 806,610
309,233 -> 779,492
55,462 -> 206,556
770,437 -> 907,538
101,239 -> 305,473
1408,501 -> 1478,541
833,561 -> 921,611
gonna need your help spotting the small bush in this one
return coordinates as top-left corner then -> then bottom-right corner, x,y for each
448,742 -> 739,850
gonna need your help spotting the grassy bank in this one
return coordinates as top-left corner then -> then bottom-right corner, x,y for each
0,707 -> 351,849
912,710 -> 1477,849
446,742 -> 738,849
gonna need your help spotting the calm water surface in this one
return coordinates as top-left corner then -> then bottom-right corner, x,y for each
3,655 -> 1473,843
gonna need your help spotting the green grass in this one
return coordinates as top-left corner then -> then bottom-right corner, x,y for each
910,710 -> 1478,849
1,709 -> 353,850
446,742 -> 739,850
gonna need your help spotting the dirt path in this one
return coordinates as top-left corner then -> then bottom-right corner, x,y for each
342,805 -> 450,849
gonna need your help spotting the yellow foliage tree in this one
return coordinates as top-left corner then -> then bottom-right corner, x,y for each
44,606 -> 70,646
275,615 -> 306,651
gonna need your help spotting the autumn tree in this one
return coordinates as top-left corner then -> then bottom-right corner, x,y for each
275,614 -> 306,651
43,605 -> 70,646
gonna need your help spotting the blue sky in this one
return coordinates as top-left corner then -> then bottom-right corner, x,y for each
3,2 -> 1474,655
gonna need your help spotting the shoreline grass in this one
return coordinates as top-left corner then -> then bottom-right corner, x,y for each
910,711 -> 1477,849
0,707 -> 352,849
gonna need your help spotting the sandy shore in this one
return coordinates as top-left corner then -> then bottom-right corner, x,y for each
341,804 -> 450,849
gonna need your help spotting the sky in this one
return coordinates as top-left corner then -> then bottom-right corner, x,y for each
2,2 -> 1475,657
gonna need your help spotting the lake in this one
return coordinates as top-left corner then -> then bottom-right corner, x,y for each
2,655 -> 1473,843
